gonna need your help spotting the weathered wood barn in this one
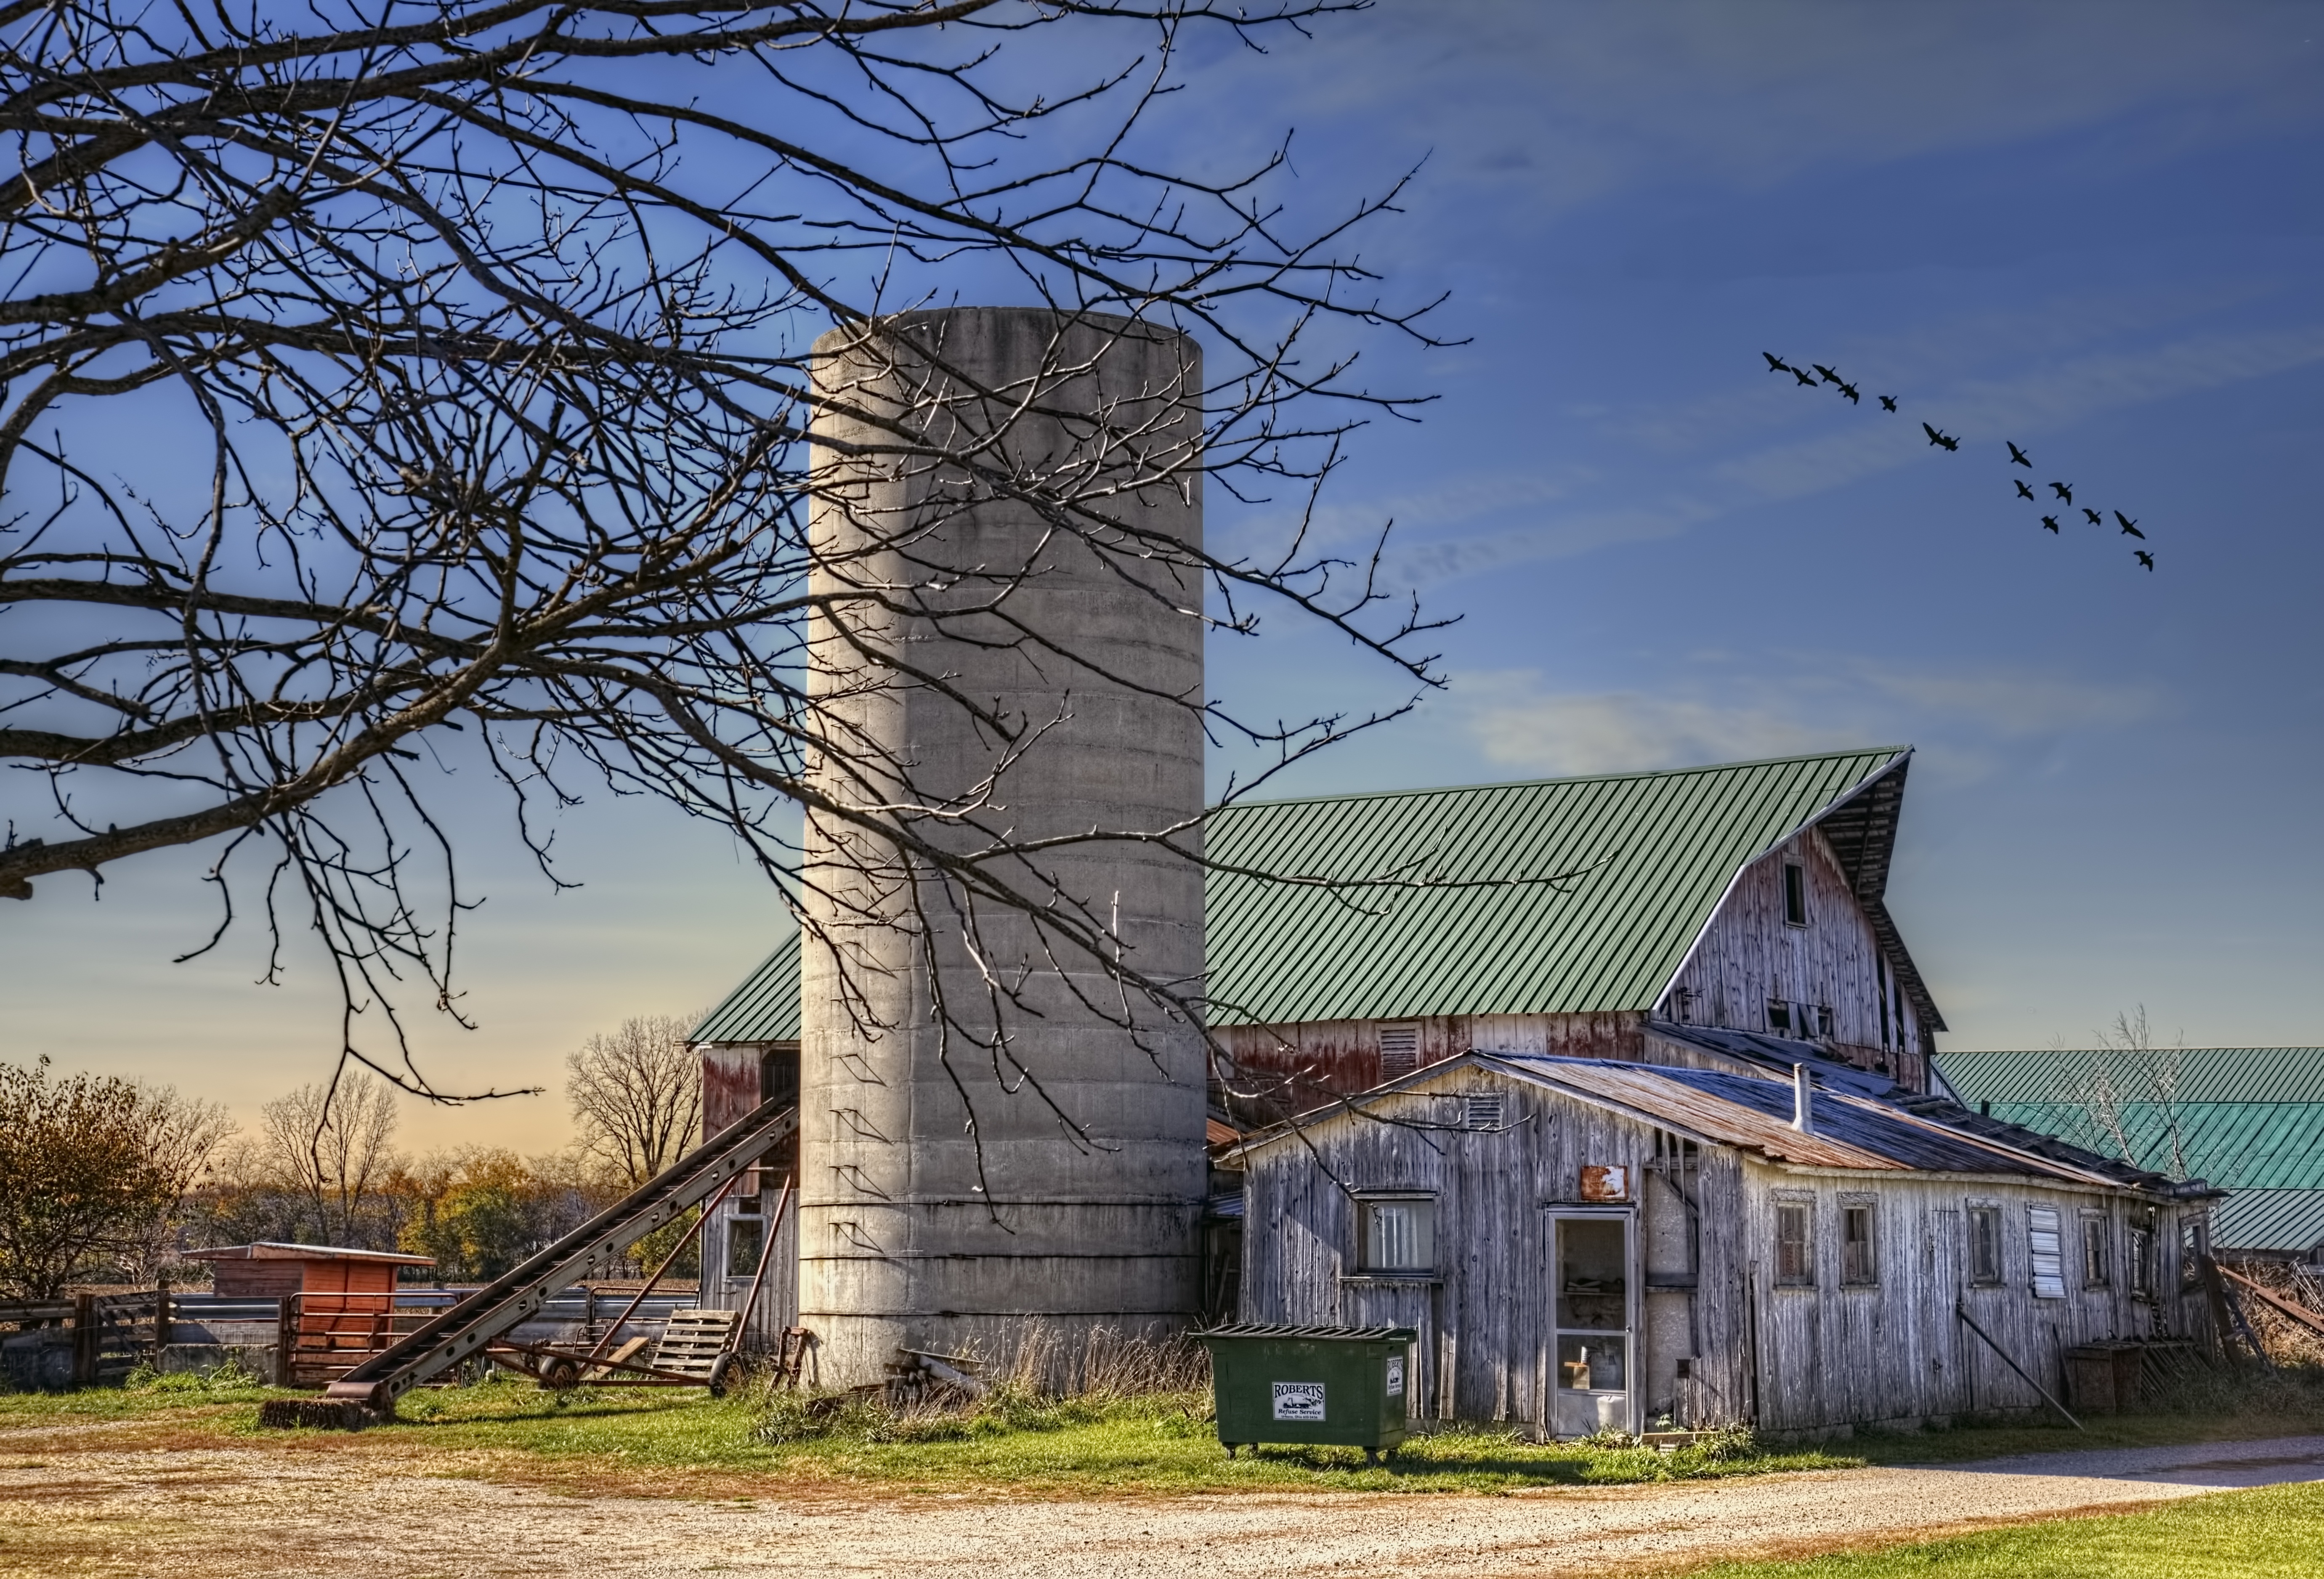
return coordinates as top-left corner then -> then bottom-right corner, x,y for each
1235,1051 -> 2214,1438
692,746 -> 2231,1429
1203,748 -> 1945,1120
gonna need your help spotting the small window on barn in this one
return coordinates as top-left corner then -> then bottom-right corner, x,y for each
1841,1202 -> 1878,1285
1968,1205 -> 2003,1286
1378,1022 -> 1421,1080
1766,1000 -> 1792,1034
2179,1214 -> 2207,1292
2081,1213 -> 2113,1289
2028,1206 -> 2067,1299
1815,1005 -> 1834,1039
2128,1210 -> 2157,1299
1464,1093 -> 1505,1131
1783,862 -> 1809,926
726,1215 -> 766,1282
1775,1200 -> 1815,1287
1357,1197 -> 1436,1274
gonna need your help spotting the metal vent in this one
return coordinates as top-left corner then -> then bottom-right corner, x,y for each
1378,1022 -> 1420,1078
1464,1093 -> 1504,1131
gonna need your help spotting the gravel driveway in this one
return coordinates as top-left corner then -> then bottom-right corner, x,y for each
5,1431 -> 2322,1578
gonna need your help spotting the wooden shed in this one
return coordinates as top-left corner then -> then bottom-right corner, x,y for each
689,941 -> 803,1356
1235,1051 -> 2219,1439
186,1243 -> 434,1299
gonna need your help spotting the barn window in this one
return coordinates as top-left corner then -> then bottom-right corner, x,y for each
1766,1000 -> 1792,1034
2082,1213 -> 2112,1289
2128,1210 -> 2157,1298
2179,1215 -> 2207,1291
726,1215 -> 765,1281
1815,1005 -> 1834,1039
2028,1206 -> 2067,1299
1774,1201 -> 1814,1286
1378,1022 -> 1421,1079
1782,863 -> 1808,926
1464,1093 -> 1505,1131
1841,1202 -> 1878,1285
1357,1197 -> 1436,1274
1968,1205 -> 2003,1286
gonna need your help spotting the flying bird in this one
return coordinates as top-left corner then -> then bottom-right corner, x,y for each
2116,511 -> 2145,539
1763,352 -> 1793,374
2015,480 -> 2037,500
2083,508 -> 2102,525
1923,422 -> 1960,451
1878,395 -> 1898,412
1837,380 -> 1861,404
2007,442 -> 2032,468
1792,367 -> 1818,387
2041,515 -> 2061,533
2049,481 -> 2073,502
2135,550 -> 2155,571
1813,363 -> 1843,385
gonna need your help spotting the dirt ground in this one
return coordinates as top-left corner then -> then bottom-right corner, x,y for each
5,1426 -> 2324,1579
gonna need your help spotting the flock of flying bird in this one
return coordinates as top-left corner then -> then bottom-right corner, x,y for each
1761,352 -> 2157,572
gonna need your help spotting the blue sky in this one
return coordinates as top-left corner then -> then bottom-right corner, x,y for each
6,3 -> 2321,1154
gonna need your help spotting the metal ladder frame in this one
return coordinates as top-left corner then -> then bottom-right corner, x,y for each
327,1097 -> 799,1409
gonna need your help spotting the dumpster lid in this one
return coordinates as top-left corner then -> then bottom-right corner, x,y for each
1194,1323 -> 1418,1343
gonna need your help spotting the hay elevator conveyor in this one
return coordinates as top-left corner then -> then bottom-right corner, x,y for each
325,1097 -> 798,1413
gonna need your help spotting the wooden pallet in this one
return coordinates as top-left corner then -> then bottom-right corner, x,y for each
650,1308 -> 741,1378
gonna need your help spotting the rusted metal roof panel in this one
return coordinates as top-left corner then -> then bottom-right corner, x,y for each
1203,748 -> 1912,1027
690,933 -> 801,1044
1493,1056 -> 2130,1184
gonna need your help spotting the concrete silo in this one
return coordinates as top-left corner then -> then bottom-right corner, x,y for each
798,308 -> 1207,1385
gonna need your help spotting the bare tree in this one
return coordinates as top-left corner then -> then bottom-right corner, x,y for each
0,1056 -> 231,1297
260,1071 -> 402,1245
566,1014 -> 702,1185
0,0 -> 1467,1124
2061,1004 -> 2193,1181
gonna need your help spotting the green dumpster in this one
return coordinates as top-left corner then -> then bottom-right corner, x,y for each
1196,1323 -> 1418,1461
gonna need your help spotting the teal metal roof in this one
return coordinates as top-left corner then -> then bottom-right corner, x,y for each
1936,1048 -> 2324,1250
2213,1191 -> 2324,1255
689,936 -> 801,1044
1203,747 -> 1913,1027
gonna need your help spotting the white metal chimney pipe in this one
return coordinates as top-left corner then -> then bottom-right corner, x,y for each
1793,1063 -> 1814,1133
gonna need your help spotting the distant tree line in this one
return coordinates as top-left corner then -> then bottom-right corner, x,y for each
1,1013 -> 705,1294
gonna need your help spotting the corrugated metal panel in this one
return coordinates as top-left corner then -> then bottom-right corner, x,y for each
1487,1056 -> 2125,1184
1937,1047 -> 2324,1107
2213,1190 -> 2324,1254
1204,748 -> 1910,1027
690,934 -> 801,1044
1961,1099 -> 2324,1192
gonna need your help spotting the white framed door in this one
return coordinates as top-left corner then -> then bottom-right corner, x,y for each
1546,1209 -> 1640,1438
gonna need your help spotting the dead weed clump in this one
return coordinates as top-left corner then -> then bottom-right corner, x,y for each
754,1324 -> 1211,1446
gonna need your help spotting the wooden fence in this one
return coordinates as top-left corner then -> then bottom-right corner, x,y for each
0,1289 -> 175,1386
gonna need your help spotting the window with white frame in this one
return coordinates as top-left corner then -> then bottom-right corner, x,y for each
2028,1206 -> 2067,1299
1357,1197 -> 1436,1274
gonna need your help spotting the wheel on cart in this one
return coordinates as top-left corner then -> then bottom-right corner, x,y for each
706,1353 -> 738,1398
539,1356 -> 582,1391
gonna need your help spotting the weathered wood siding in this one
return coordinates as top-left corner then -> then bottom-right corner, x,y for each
1243,1066 -> 2207,1436
1216,1014 -> 1643,1125
696,1043 -> 802,1350
1660,828 -> 1928,1090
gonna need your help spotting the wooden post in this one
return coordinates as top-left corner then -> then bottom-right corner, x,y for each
70,1292 -> 97,1386
154,1277 -> 172,1352
275,1295 -> 297,1388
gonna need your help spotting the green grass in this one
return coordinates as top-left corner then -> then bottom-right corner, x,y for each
1686,1480 -> 2324,1578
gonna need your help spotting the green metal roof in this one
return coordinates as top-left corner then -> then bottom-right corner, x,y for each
1936,1048 -> 2324,1250
689,937 -> 801,1044
1203,747 -> 1915,1027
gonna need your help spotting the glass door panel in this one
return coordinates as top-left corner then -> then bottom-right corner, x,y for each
1551,1213 -> 1633,1437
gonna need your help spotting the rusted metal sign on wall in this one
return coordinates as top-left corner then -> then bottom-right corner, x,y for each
1579,1165 -> 1631,1202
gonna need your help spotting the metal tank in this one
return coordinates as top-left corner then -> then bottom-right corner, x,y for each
798,308 -> 1207,1385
